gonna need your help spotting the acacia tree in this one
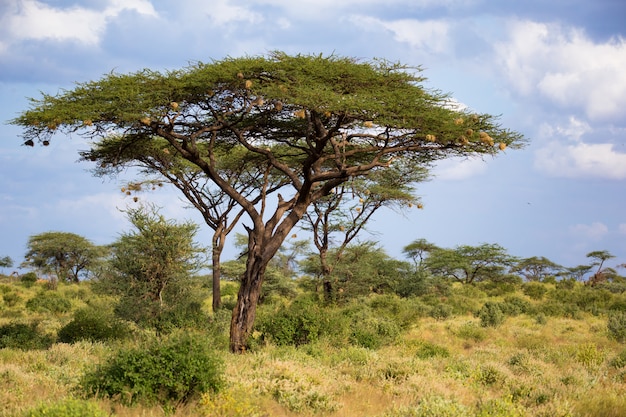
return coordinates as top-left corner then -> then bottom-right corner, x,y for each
96,139 -> 285,311
22,231 -> 106,285
403,238 -> 440,270
0,256 -> 13,269
12,52 -> 524,352
586,250 -> 616,286
424,243 -> 517,284
303,163 -> 425,300
510,256 -> 563,282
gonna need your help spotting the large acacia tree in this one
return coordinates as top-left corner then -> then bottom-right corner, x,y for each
12,52 -> 524,352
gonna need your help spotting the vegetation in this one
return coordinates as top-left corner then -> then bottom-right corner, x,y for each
22,232 -> 107,285
1,241 -> 625,416
12,52 -> 525,352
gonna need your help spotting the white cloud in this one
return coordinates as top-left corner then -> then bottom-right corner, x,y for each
2,0 -> 157,46
535,141 -> 626,179
185,0 -> 262,26
534,117 -> 626,179
619,224 -> 626,235
349,15 -> 450,54
495,20 -> 626,121
569,222 -> 609,241
433,156 -> 487,180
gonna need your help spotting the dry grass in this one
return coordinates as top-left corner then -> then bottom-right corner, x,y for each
1,279 -> 625,417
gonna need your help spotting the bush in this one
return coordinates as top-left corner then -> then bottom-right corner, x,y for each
24,399 -> 108,417
1,291 -> 21,307
347,305 -> 400,349
522,282 -> 547,300
0,321 -> 54,350
609,349 -> 626,369
80,332 -> 224,406
608,311 -> 626,342
26,290 -> 72,314
429,303 -> 453,321
500,296 -> 533,316
256,296 -> 328,347
477,302 -> 505,328
414,341 -> 450,359
58,305 -> 131,343
20,272 -> 38,287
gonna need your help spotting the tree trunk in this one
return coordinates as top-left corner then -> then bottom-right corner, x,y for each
229,246 -> 269,353
211,230 -> 226,312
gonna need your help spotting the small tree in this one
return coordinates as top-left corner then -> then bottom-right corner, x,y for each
403,238 -> 440,270
304,164 -> 425,300
0,256 -> 13,269
22,232 -> 106,285
99,205 -> 207,332
424,243 -> 517,284
511,256 -> 563,282
586,250 -> 616,286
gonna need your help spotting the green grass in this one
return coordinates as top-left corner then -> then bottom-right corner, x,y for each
1,277 -> 625,417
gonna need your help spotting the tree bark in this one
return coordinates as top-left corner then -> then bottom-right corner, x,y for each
229,240 -> 269,353
211,229 -> 226,312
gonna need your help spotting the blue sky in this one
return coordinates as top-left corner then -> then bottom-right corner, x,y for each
1,0 -> 625,273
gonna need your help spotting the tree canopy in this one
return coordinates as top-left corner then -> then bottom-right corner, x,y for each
22,231 -> 106,284
12,52 -> 525,352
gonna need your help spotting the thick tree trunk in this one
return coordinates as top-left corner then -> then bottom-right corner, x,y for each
229,248 -> 268,353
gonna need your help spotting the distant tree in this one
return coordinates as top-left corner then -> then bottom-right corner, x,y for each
424,243 -> 517,284
301,241 -> 409,301
12,52 -> 525,352
510,256 -> 563,282
99,205 -> 207,332
0,256 -> 13,269
585,250 -> 616,286
403,238 -> 440,270
22,232 -> 106,285
304,164 -> 426,301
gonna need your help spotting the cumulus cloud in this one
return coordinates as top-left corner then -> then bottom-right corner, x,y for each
1,0 -> 157,46
432,156 -> 487,180
569,222 -> 609,241
349,15 -> 450,54
534,117 -> 626,179
495,20 -> 626,121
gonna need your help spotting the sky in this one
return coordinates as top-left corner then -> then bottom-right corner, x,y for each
1,0 -> 625,274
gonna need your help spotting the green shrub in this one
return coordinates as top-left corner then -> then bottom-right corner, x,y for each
429,303 -> 453,321
576,343 -> 606,370
455,321 -> 487,342
608,311 -> 626,342
609,349 -> 626,369
500,296 -> 533,316
80,332 -> 224,406
2,291 -> 21,307
522,282 -> 547,300
24,398 -> 108,417
0,321 -> 54,350
256,296 -> 328,347
58,305 -> 131,343
20,272 -> 38,287
414,341 -> 450,359
477,302 -> 505,328
349,314 -> 400,349
26,290 -> 72,314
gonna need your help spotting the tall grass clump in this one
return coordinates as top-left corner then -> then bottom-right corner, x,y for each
607,311 -> 626,342
24,398 -> 108,417
79,332 -> 224,406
